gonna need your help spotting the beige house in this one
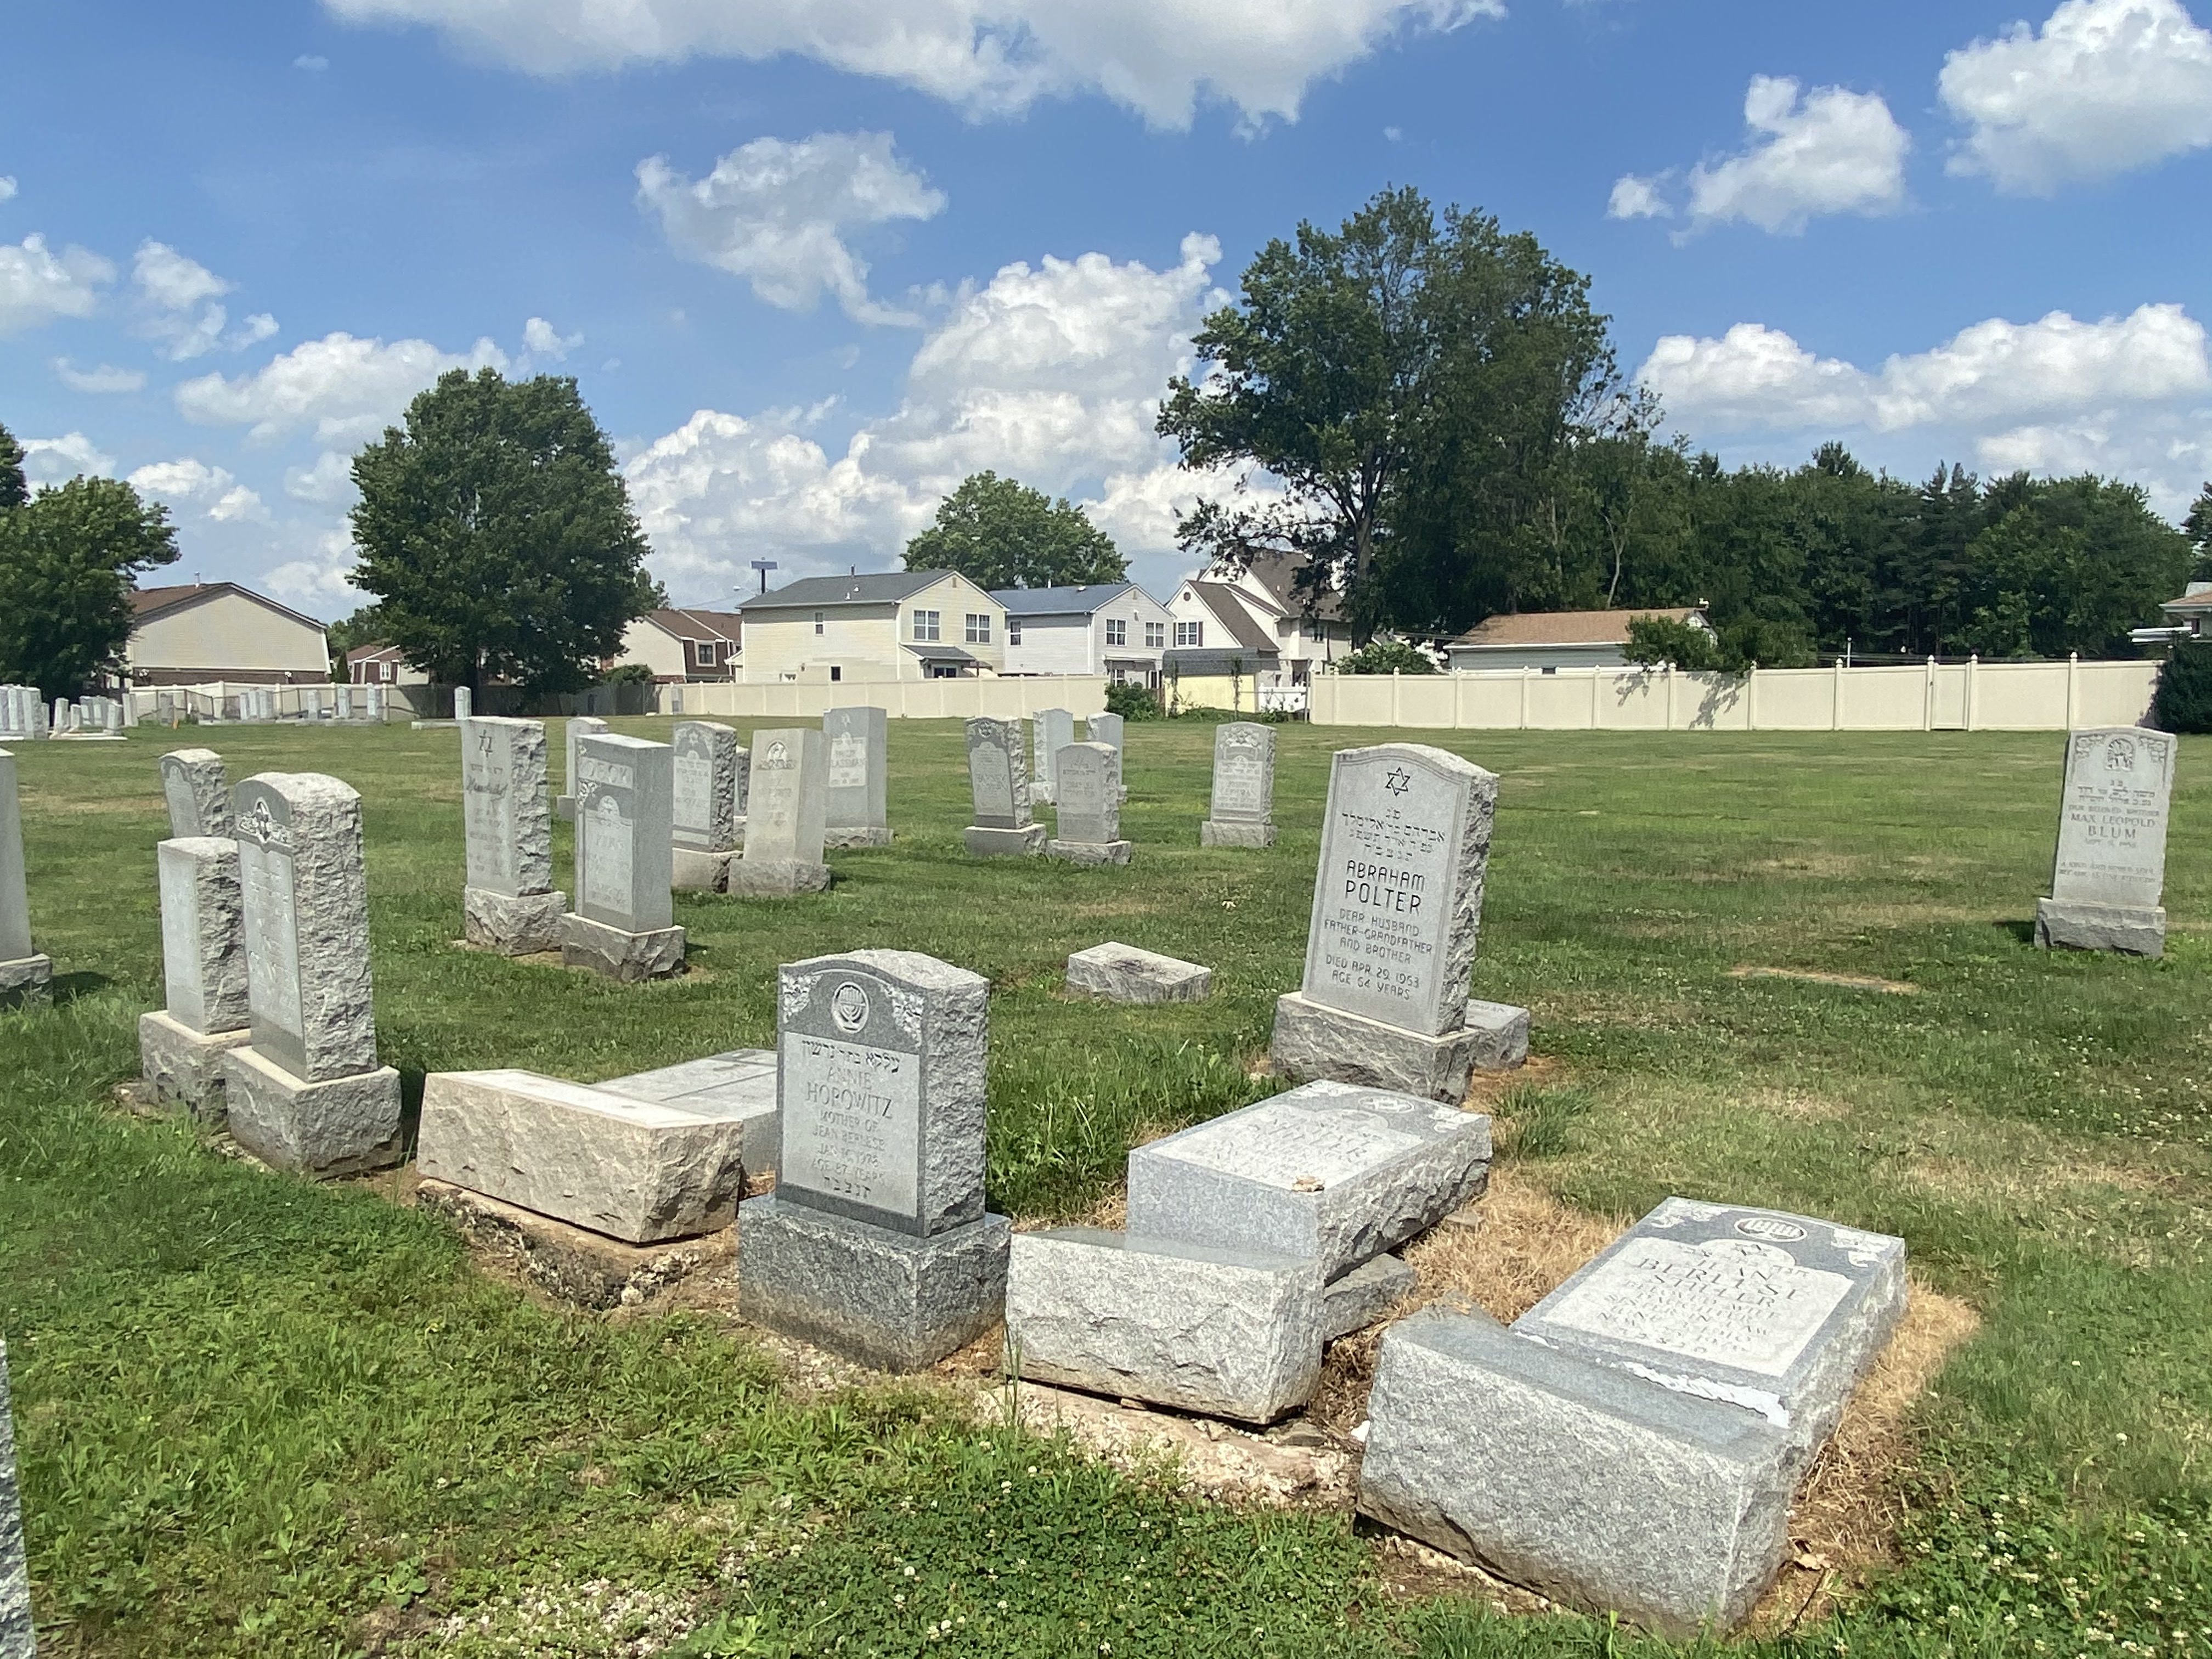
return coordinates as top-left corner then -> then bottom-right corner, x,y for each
1446,606 -> 1711,673
1165,552 -> 1351,688
613,608 -> 744,682
2157,581 -> 2212,639
737,572 -> 1007,683
345,642 -> 429,687
126,583 -> 330,685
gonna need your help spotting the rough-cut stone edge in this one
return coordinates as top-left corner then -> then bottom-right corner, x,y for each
218,1045 -> 403,1177
2035,897 -> 2165,958
670,848 -> 736,893
414,1178 -> 731,1310
1201,820 -> 1276,848
463,887 -> 568,955
137,1009 -> 250,1121
0,1338 -> 28,1659
823,826 -> 893,849
965,825 -> 1045,857
559,912 -> 686,981
1271,991 -> 1527,1102
1047,839 -> 1132,866
1322,1252 -> 1416,1340
1064,943 -> 1212,1004
0,955 -> 51,1008
725,859 -> 832,897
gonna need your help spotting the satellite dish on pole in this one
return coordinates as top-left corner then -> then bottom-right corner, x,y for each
749,558 -> 778,595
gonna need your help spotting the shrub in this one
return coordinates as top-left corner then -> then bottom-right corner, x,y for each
1333,639 -> 1437,675
1103,681 -> 1160,720
1623,614 -> 1722,672
2151,639 -> 2212,732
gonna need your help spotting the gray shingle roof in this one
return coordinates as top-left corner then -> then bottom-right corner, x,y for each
738,572 -> 946,611
989,583 -> 1139,616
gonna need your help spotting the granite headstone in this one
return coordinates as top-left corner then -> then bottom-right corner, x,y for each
822,705 -> 890,848
962,716 -> 1042,856
461,717 -> 565,955
1203,721 -> 1277,848
670,720 -> 742,891
557,715 -> 608,819
1046,741 -> 1129,865
0,1340 -> 29,1657
159,749 -> 230,839
2036,725 -> 2176,956
1031,708 -> 1074,804
139,835 -> 253,1115
0,751 -> 50,1007
562,732 -> 683,980
727,728 -> 831,896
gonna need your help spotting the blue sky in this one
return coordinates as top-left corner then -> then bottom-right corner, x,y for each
4,0 -> 2210,617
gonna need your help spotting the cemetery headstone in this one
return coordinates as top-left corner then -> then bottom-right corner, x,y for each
1031,708 -> 1074,803
2035,725 -> 2175,956
599,1047 -> 780,1177
726,729 -> 831,896
364,685 -> 386,724
1087,710 -> 1127,800
1203,721 -> 1277,847
217,772 -> 403,1175
102,699 -> 123,736
1064,941 -> 1211,1004
159,749 -> 231,838
139,835 -> 252,1117
452,686 -> 473,722
0,752 -> 50,1008
1358,1198 -> 1906,1634
561,732 -> 684,980
670,721 -> 742,891
1270,742 -> 1527,1101
334,685 -> 353,721
0,1340 -> 30,1658
962,716 -> 1044,857
460,717 -> 566,955
822,705 -> 891,848
557,715 -> 608,819
738,949 -> 1011,1370
1045,741 -> 1130,865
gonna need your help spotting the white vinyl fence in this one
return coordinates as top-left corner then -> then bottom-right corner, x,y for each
1309,655 -> 2159,733
661,675 -> 1109,721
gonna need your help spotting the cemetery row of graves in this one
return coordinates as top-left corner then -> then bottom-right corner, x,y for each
0,706 -> 2203,1657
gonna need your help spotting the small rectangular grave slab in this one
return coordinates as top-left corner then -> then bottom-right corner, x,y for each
1064,941 -> 1211,1004
1126,1079 -> 1491,1282
964,824 -> 1045,857
670,847 -> 737,893
417,1069 -> 751,1244
1006,1228 -> 1324,1424
160,748 -> 230,838
0,1340 -> 28,1658
464,887 -> 566,955
559,911 -> 686,981
598,1047 -> 780,1177
823,706 -> 890,847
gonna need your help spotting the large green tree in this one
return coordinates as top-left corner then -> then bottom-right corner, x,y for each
349,369 -> 653,695
0,475 -> 179,697
0,423 -> 26,511
1158,187 -> 1630,639
902,471 -> 1125,590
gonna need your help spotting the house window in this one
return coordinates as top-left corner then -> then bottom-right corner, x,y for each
1008,619 -> 1023,646
1144,620 -> 1165,649
1176,620 -> 1204,648
830,665 -> 842,682
964,613 -> 991,644
1105,618 -> 1127,647
696,641 -> 718,667
814,611 -> 825,636
913,610 -> 941,642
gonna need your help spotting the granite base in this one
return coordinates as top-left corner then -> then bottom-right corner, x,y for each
723,859 -> 833,897
737,1194 -> 1011,1373
824,826 -> 893,849
1271,992 -> 1528,1103
1201,820 -> 1277,849
0,953 -> 50,1008
218,1046 -> 404,1177
2035,897 -> 2165,958
963,824 -> 1046,858
555,794 -> 575,820
670,848 -> 736,893
137,1009 -> 251,1120
1047,838 -> 1132,867
463,886 -> 568,955
560,912 -> 687,981
414,1178 -> 732,1310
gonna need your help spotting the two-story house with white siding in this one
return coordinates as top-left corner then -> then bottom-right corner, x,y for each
1164,551 -> 1352,689
735,571 -> 1007,683
991,583 -> 1175,687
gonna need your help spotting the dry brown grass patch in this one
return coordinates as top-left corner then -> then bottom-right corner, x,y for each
1740,1086 -> 1856,1122
1731,965 -> 1917,994
1463,1052 -> 1565,1110
1403,1165 -> 1629,1323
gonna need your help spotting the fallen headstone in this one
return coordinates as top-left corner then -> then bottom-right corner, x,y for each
1064,941 -> 1211,1003
2036,725 -> 2175,957
597,1047 -> 780,1178
963,716 -> 1044,857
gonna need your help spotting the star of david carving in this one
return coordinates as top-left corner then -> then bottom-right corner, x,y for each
1384,767 -> 1412,797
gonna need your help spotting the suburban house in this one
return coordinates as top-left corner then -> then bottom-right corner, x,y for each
991,583 -> 1175,686
2158,581 -> 2212,639
125,583 -> 331,685
736,572 -> 1008,682
1165,552 -> 1352,689
345,643 -> 428,687
614,607 -> 744,682
1444,606 -> 1712,673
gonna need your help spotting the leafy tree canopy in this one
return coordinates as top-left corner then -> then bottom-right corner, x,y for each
1334,639 -> 1437,675
2153,637 -> 2212,733
902,471 -> 1125,590
0,423 -> 25,512
349,368 -> 653,695
0,476 -> 179,698
325,603 -> 390,662
1623,615 -> 1724,673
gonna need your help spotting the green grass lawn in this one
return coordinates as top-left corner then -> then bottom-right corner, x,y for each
3,716 -> 2209,1657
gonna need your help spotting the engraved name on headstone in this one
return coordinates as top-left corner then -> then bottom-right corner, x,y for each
574,733 -> 673,933
462,718 -> 555,898
1052,742 -> 1120,845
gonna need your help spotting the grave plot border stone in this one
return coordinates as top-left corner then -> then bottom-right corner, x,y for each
1202,720 -> 1277,848
0,749 -> 50,1008
139,834 -> 252,1119
822,705 -> 892,848
460,717 -> 566,956
2036,725 -> 2175,957
726,728 -> 832,897
962,716 -> 1044,857
1046,741 -> 1130,866
1064,941 -> 1211,1004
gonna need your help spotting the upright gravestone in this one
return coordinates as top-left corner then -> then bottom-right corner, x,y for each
461,716 -> 566,955
1031,708 -> 1074,804
334,685 -> 354,722
452,686 -> 473,723
0,1340 -> 29,1658
0,752 -> 48,1007
1046,742 -> 1130,866
2036,725 -> 2176,956
962,716 -> 1044,857
363,685 -> 386,724
216,773 -> 403,1175
738,949 -> 1010,1370
1203,721 -> 1278,848
557,715 -> 608,820
562,732 -> 684,980
139,835 -> 251,1116
822,706 -> 891,848
1271,743 -> 1526,1101
1087,710 -> 1127,800
1358,1198 -> 1906,1634
670,721 -> 743,892
159,749 -> 231,839
727,729 -> 831,896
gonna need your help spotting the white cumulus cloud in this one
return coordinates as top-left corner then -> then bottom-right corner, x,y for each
131,241 -> 279,360
127,458 -> 269,522
0,235 -> 114,336
52,358 -> 147,393
521,316 -> 583,361
21,432 -> 117,483
637,133 -> 945,325
0,178 -> 16,202
1679,76 -> 1910,233
285,449 -> 357,503
1940,0 -> 2212,192
1606,173 -> 1671,220
176,330 -> 509,444
320,0 -> 1500,128
624,231 -> 1238,597
263,529 -> 367,614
